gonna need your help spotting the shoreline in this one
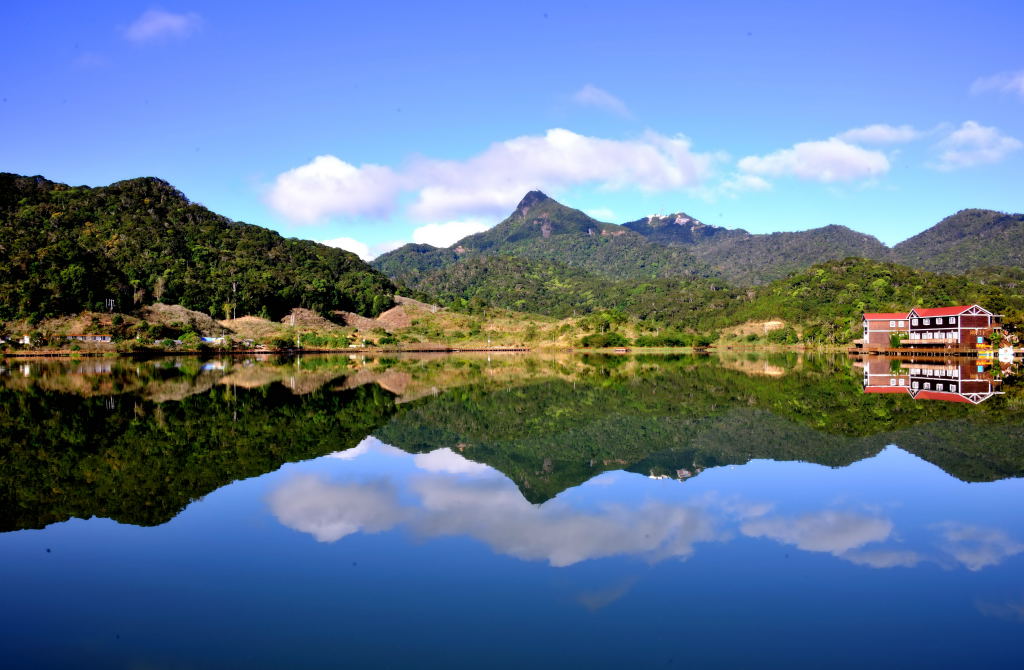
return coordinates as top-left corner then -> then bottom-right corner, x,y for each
0,343 -> 854,359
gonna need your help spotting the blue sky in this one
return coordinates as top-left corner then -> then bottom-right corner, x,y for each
2,1 -> 1022,257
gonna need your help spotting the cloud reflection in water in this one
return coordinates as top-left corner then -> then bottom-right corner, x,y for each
269,441 -> 1022,572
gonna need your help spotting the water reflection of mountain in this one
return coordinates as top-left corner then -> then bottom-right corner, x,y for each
1,353 -> 1022,532
377,356 -> 1024,502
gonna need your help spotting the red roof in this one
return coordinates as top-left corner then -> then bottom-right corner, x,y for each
863,312 -> 908,320
864,386 -> 910,394
912,390 -> 973,403
910,305 -> 979,317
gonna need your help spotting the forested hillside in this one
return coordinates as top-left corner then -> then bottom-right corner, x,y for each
714,258 -> 1024,341
892,209 -> 1024,272
0,173 -> 396,322
689,225 -> 892,285
408,253 -> 737,323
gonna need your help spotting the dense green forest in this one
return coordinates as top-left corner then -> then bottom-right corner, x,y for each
0,173 -> 396,322
406,253 -> 737,322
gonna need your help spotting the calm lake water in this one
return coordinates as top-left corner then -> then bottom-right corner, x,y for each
2,352 -> 1023,669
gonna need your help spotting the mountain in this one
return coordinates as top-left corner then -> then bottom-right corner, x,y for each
688,225 -> 893,285
375,191 -> 713,285
374,193 -> 1024,330
0,173 -> 396,321
893,208 -> 1024,273
622,211 -> 740,245
375,192 -> 896,291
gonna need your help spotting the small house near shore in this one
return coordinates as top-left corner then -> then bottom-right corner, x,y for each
64,334 -> 112,343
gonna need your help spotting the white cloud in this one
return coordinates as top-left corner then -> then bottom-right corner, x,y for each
407,129 -> 722,221
413,448 -> 493,476
124,9 -> 202,43
370,240 -> 407,258
322,236 -> 371,260
270,472 -> 720,567
572,84 -> 631,117
266,155 -> 401,223
585,208 -> 616,221
837,124 -> 921,144
411,220 -> 489,248
741,510 -> 893,555
931,121 -> 1023,171
935,522 -> 1024,571
268,129 -> 722,224
267,475 -> 407,542
842,549 -> 922,569
719,173 -> 772,196
971,70 -> 1024,99
738,138 -> 890,182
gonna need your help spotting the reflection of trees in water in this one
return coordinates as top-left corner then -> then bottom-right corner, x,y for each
2,353 -> 1022,532
0,382 -> 397,532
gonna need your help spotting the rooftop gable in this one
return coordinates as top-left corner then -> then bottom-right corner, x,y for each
863,312 -> 909,321
908,304 -> 991,318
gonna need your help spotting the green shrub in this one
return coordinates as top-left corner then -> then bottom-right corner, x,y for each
580,332 -> 630,348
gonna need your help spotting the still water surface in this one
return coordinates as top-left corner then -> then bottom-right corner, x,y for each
2,353 -> 1023,668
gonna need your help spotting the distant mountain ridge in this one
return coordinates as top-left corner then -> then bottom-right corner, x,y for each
373,192 -> 1024,331
376,192 -> 1023,289
376,191 -> 715,287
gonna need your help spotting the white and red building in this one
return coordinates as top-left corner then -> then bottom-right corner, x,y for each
861,304 -> 1002,349
906,305 -> 1001,347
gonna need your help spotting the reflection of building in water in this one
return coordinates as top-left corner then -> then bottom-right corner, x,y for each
858,356 -> 1004,404
647,466 -> 704,482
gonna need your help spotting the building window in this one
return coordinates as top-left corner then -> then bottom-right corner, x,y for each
889,320 -> 896,328
936,317 -> 944,325
924,318 -> 931,325
898,379 -> 905,386
898,321 -> 905,327
912,381 -> 919,389
924,382 -> 931,390
950,317 -> 956,325
890,379 -> 896,386
912,318 -> 919,326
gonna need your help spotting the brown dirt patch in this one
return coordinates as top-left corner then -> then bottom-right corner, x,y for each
141,303 -> 231,336
280,308 -> 345,331
219,316 -> 285,341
